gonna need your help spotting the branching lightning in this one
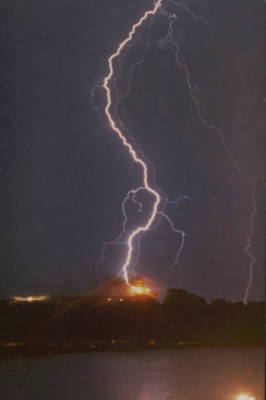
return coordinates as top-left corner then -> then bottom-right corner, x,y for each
243,182 -> 258,305
160,2 -> 259,302
102,0 -> 162,286
97,188 -> 144,266
91,0 -> 259,300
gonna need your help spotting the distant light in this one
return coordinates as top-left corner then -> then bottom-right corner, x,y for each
13,296 -> 49,302
237,395 -> 256,400
150,341 -> 156,346
131,285 -> 151,295
120,298 -> 123,302
107,298 -> 112,302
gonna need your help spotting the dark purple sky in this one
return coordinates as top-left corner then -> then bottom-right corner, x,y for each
1,0 -> 264,302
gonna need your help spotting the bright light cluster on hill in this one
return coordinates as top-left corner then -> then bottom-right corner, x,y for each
13,296 -> 49,302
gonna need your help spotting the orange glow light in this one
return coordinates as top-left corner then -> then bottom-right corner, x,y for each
132,285 -> 151,295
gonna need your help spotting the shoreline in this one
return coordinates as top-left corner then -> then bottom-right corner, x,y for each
1,340 -> 264,358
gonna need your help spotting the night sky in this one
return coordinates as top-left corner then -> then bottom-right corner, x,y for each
1,0 -> 265,302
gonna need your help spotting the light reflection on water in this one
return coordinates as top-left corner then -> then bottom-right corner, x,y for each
0,348 -> 264,400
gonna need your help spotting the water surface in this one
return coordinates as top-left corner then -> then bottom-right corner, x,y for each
0,348 -> 264,400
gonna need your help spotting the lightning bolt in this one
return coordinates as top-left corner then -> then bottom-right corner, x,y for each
97,188 -> 144,267
92,0 -> 260,300
167,0 -> 214,32
158,0 -> 257,304
243,181 -> 258,305
159,2 -> 260,303
101,0 -> 163,286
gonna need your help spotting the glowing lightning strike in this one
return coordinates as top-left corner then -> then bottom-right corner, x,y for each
97,188 -> 144,266
243,182 -> 258,305
94,0 -> 259,301
160,3 -> 259,302
102,1 -> 162,286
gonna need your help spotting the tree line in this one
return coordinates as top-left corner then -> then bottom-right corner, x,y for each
0,289 -> 264,352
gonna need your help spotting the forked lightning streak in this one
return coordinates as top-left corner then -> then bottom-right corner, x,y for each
101,1 -> 163,287
93,0 -> 258,301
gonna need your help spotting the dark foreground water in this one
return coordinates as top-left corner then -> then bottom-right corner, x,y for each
0,348 -> 264,400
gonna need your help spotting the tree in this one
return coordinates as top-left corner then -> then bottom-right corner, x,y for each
162,289 -> 208,341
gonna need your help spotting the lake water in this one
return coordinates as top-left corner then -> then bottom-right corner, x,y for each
0,348 -> 264,400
